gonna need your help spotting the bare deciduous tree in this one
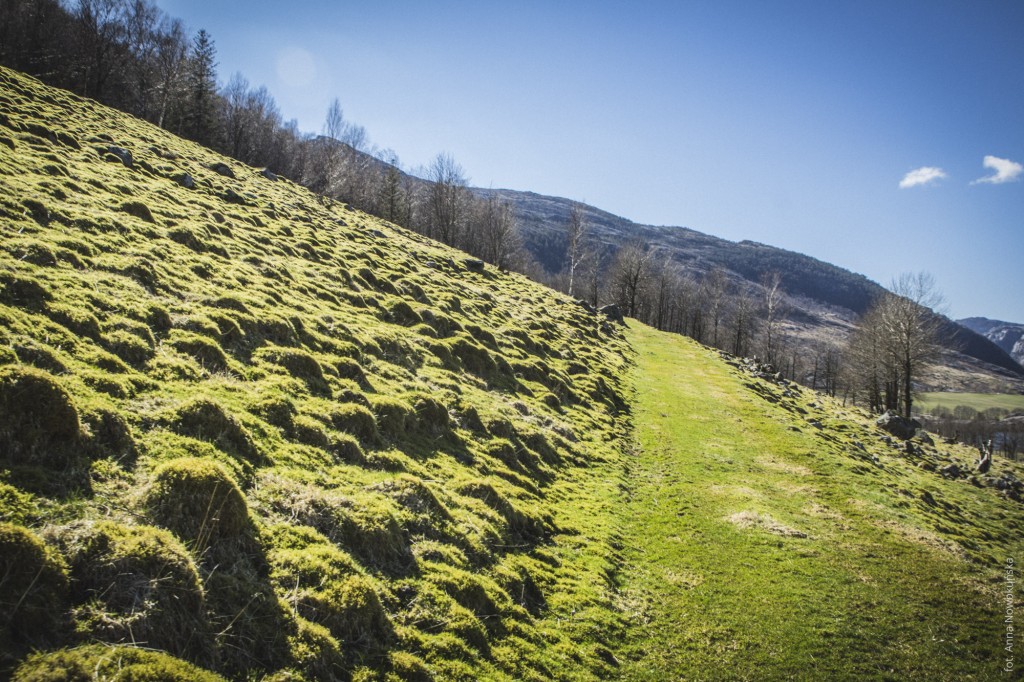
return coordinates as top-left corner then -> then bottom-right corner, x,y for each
703,268 -> 728,348
730,284 -> 757,357
761,270 -> 785,364
565,202 -> 589,298
847,272 -> 944,417
884,272 -> 945,418
427,153 -> 468,245
611,241 -> 653,318
474,195 -> 520,270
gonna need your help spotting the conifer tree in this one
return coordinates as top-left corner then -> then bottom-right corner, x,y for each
184,29 -> 219,147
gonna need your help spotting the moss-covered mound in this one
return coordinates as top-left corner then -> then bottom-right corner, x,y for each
0,65 -> 631,680
12,644 -> 226,682
143,458 -> 251,548
0,366 -> 81,469
49,520 -> 214,665
0,523 -> 69,668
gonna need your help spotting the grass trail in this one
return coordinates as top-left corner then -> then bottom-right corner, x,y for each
617,321 -> 1021,680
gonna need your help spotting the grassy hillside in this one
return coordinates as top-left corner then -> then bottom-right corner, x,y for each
619,322 -> 1024,679
3,65 -> 1023,682
0,66 -> 632,681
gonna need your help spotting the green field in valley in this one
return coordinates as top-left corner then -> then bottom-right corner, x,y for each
916,392 -> 1024,415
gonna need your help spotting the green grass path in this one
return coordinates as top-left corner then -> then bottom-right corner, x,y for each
617,322 -> 1017,681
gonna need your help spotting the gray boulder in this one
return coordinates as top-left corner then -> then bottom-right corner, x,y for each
209,162 -> 235,178
599,304 -> 624,324
106,146 -> 133,167
576,299 -> 597,314
463,258 -> 485,273
875,410 -> 921,440
224,188 -> 247,205
939,463 -> 963,479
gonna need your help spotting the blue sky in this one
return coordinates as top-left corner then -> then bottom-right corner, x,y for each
156,1 -> 1024,322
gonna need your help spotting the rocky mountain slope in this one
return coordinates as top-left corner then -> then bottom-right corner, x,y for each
0,66 -> 632,680
960,317 -> 1024,367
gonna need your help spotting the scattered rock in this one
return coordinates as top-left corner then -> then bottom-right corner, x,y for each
876,410 -> 921,441
576,299 -> 597,314
174,173 -> 195,189
105,146 -> 133,167
209,161 -> 235,178
599,304 -> 624,324
463,258 -> 485,273
259,168 -> 278,181
224,188 -> 247,205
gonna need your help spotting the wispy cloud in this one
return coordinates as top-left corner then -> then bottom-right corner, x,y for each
899,166 -> 947,189
972,155 -> 1023,185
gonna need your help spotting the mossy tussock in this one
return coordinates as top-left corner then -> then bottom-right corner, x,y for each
0,66 -> 631,680
47,519 -> 216,665
0,523 -> 69,668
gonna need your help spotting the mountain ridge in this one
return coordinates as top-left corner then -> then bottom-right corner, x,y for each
472,186 -> 1024,382
960,316 -> 1024,368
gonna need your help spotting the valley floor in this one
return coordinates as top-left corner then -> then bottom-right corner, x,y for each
616,322 -> 1019,680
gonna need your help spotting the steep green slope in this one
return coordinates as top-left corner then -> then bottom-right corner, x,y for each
619,322 -> 1024,680
0,66 -> 631,681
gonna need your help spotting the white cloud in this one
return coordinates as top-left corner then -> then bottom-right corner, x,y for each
972,155 -> 1023,185
899,166 -> 947,189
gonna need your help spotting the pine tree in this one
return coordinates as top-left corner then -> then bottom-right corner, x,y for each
184,29 -> 219,147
